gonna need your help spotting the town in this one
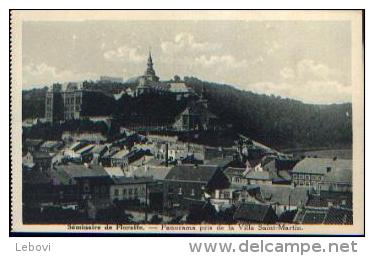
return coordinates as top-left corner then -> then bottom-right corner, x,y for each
22,52 -> 353,225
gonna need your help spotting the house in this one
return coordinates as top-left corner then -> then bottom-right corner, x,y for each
167,81 -> 194,100
223,167 -> 247,185
163,165 -> 229,210
291,158 -> 352,192
109,176 -> 155,205
55,164 -> 113,213
233,203 -> 278,224
172,96 -> 219,131
307,191 -> 352,209
210,184 -> 248,211
31,151 -> 54,171
251,185 -> 310,216
245,170 -> 273,185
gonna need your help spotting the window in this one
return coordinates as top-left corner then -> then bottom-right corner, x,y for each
305,181 -> 310,186
123,189 -> 127,196
191,189 -> 195,196
305,175 -> 310,180
299,174 -> 304,179
326,167 -> 332,173
114,189 -> 119,196
178,187 -> 183,195
293,174 -> 298,179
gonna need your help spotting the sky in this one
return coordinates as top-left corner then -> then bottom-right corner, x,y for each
22,20 -> 352,104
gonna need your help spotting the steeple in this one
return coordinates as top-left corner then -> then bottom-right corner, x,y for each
144,48 -> 159,81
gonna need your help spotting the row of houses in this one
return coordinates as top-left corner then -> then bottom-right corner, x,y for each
23,152 -> 353,224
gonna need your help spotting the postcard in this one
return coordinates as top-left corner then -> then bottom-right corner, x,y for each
10,10 -> 364,235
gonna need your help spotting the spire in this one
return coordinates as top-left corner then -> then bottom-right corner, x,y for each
144,47 -> 158,81
147,47 -> 153,65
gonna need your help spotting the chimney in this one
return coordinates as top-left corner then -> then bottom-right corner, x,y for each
165,143 -> 169,167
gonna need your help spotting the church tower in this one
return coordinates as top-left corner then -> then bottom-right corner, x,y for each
144,49 -> 159,82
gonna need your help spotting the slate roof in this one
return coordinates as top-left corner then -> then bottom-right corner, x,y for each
256,185 -> 309,206
234,203 -> 276,223
55,164 -> 109,179
131,165 -> 172,181
292,158 -> 352,176
104,167 -> 127,178
111,149 -> 130,159
246,171 -> 271,180
165,165 -> 219,183
204,157 -> 233,168
75,144 -> 95,155
224,167 -> 246,177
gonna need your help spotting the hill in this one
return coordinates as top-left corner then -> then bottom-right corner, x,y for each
183,77 -> 352,150
22,77 -> 352,150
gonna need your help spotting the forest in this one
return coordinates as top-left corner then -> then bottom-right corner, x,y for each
22,77 -> 352,150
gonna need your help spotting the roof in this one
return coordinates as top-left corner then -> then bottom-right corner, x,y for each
245,171 -> 271,180
104,167 -> 127,178
55,164 -> 109,179
292,158 -> 352,176
131,165 -> 172,180
111,149 -> 130,159
75,144 -> 95,155
324,166 -> 352,183
165,165 -> 219,183
256,184 -> 309,206
234,203 -> 275,223
168,82 -> 190,93
224,167 -> 246,177
40,140 -> 62,149
175,101 -> 218,122
204,157 -> 233,168
50,167 -> 74,185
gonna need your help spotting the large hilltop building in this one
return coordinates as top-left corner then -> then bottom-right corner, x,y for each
45,82 -> 84,122
45,51 -> 198,123
125,51 -> 193,98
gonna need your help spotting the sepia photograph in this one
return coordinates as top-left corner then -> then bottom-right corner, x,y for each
10,10 -> 364,235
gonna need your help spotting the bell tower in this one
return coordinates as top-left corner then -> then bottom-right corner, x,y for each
144,48 -> 159,82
